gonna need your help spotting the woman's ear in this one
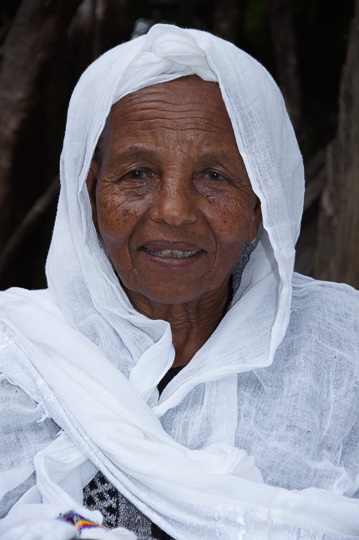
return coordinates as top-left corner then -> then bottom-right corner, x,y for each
247,196 -> 262,243
86,160 -> 100,232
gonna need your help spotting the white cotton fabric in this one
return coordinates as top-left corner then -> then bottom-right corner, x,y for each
0,24 -> 359,539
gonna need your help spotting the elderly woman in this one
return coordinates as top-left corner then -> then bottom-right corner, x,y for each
0,24 -> 359,540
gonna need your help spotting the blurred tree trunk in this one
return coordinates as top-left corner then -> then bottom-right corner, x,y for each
0,0 -> 82,252
265,0 -> 302,138
294,149 -> 326,277
213,0 -> 242,43
67,0 -> 97,83
315,0 -> 359,288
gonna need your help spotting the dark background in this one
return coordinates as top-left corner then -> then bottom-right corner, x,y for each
0,0 -> 358,290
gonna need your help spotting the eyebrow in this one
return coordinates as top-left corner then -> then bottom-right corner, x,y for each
106,146 -> 158,166
108,145 -> 243,165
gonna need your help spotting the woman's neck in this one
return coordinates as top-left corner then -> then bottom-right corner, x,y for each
125,282 -> 231,367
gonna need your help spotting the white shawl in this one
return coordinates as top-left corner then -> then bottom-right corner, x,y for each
1,24 -> 359,539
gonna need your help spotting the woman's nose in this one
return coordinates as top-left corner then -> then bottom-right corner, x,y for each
150,177 -> 198,226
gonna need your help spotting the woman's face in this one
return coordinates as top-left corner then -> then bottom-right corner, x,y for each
87,76 -> 261,310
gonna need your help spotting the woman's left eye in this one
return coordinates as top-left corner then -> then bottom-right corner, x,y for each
126,169 -> 146,180
205,171 -> 225,182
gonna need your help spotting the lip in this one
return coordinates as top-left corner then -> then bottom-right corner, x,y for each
142,241 -> 203,252
140,240 -> 205,268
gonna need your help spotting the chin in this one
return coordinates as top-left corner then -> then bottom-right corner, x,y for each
144,290 -> 202,306
125,282 -> 208,308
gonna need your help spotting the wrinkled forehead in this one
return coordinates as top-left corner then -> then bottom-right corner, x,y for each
95,75 -> 249,180
113,74 -> 222,110
104,75 -> 234,144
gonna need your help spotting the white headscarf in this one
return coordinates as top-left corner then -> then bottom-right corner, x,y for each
1,24 -> 359,539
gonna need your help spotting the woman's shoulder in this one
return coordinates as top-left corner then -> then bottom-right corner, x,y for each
291,272 -> 359,324
0,287 -> 64,356
0,287 -> 56,315
284,273 -> 359,373
0,288 -> 53,366
292,271 -> 359,298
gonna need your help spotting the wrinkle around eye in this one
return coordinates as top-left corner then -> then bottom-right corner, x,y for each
204,171 -> 226,182
101,167 -> 151,185
194,169 -> 252,191
124,169 -> 147,180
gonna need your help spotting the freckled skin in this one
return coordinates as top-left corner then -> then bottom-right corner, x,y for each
86,76 -> 261,366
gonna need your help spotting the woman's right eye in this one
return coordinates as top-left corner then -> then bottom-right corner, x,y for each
125,169 -> 146,180
205,171 -> 225,182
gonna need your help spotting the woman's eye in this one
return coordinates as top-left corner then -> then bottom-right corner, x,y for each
125,169 -> 146,180
205,171 -> 225,181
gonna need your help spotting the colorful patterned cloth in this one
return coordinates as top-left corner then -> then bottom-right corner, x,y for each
59,510 -> 105,535
57,510 -> 134,539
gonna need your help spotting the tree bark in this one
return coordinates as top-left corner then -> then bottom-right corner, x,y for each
294,149 -> 325,277
0,176 -> 59,280
265,0 -> 302,137
315,0 -> 359,288
0,0 -> 82,248
213,0 -> 242,44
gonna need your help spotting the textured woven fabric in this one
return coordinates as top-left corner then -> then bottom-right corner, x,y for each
82,368 -> 182,540
1,24 -> 359,540
83,472 -> 153,537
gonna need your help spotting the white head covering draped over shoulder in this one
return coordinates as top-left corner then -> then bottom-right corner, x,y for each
1,24 -> 359,539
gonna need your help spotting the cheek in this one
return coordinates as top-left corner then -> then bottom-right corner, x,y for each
209,197 -> 255,249
95,193 -> 154,284
211,209 -> 254,284
96,190 -> 142,243
96,196 -> 139,279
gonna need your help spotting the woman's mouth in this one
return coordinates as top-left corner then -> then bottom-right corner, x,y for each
143,247 -> 198,259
